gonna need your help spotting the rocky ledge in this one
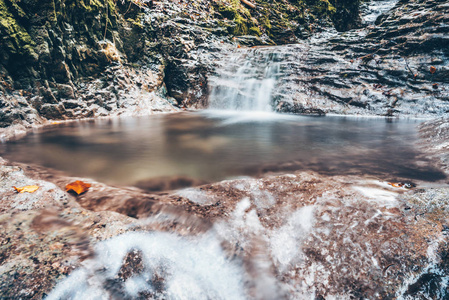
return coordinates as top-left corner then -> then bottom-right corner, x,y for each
286,0 -> 449,117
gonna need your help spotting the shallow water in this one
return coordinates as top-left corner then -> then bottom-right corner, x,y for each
0,111 -> 445,188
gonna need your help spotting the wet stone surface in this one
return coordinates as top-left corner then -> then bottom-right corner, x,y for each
0,153 -> 448,298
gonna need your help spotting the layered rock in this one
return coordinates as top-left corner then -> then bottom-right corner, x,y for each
270,0 -> 449,116
0,0 -> 363,127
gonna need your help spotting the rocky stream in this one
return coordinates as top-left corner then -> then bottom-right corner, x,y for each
1,0 -> 449,299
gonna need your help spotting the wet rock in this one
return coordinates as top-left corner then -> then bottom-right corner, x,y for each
164,60 -> 191,105
330,0 -> 362,31
231,0 -> 449,117
234,35 -> 275,46
275,101 -> 326,116
55,84 -> 75,99
38,103 -> 65,120
135,176 -> 208,192
0,0 -> 377,127
0,137 -> 448,299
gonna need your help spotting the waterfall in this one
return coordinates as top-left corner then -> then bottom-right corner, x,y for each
208,48 -> 282,112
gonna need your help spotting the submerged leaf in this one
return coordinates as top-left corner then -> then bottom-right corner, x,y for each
13,185 -> 39,193
430,66 -> 436,74
66,180 -> 91,195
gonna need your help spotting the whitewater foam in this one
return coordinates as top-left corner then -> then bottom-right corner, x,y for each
46,232 -> 246,300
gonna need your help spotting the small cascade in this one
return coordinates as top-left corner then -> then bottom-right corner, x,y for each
208,48 -> 284,112
361,0 -> 399,24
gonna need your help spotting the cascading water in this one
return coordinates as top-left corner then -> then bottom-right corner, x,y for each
208,48 -> 283,112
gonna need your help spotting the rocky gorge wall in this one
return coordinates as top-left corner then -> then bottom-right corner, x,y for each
0,0 -> 363,129
204,0 -> 449,117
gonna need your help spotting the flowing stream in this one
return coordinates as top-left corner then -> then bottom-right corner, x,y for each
2,1 -> 448,297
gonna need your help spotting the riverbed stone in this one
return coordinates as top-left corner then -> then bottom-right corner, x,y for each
0,154 -> 447,298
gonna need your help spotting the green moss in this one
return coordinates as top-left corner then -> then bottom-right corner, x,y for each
216,0 -> 264,36
127,15 -> 143,29
233,13 -> 247,35
308,0 -> 336,15
261,16 -> 271,30
0,0 -> 36,56
64,0 -> 115,14
248,26 -> 261,36
5,0 -> 26,19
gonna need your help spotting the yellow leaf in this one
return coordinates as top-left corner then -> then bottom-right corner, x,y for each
66,180 -> 91,195
13,185 -> 39,193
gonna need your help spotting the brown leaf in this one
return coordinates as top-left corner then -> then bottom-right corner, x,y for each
13,185 -> 39,193
430,66 -> 436,74
66,180 -> 91,195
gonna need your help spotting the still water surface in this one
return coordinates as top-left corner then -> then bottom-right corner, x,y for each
1,111 -> 445,187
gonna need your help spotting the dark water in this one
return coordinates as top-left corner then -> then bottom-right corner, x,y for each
0,111 -> 445,188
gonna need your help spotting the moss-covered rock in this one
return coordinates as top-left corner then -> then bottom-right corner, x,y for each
0,0 -> 36,58
212,0 -> 356,42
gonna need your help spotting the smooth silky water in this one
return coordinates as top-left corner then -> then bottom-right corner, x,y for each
0,111 -> 445,188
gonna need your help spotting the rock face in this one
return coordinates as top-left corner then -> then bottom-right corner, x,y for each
290,0 -> 449,117
0,0 -> 362,127
0,0 -> 180,127
202,0 -> 449,117
0,0 -> 448,124
284,0 -> 449,117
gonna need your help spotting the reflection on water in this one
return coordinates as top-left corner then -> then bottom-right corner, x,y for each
0,112 -> 445,187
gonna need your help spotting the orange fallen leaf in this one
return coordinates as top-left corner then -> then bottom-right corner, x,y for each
66,180 -> 91,195
430,66 -> 436,74
237,44 -> 241,48
388,182 -> 404,188
13,185 -> 39,193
